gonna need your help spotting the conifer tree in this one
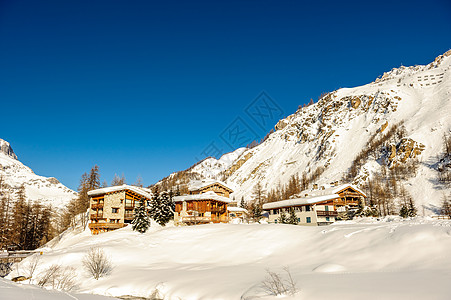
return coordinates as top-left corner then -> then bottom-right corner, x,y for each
399,204 -> 409,218
287,207 -> 298,225
407,197 -> 417,217
278,209 -> 287,224
252,201 -> 262,223
151,191 -> 174,226
240,197 -> 247,210
131,201 -> 151,233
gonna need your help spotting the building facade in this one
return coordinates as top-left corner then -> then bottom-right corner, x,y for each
263,184 -> 367,226
173,180 -> 233,225
88,185 -> 152,234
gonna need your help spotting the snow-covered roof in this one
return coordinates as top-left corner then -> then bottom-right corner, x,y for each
87,184 -> 152,199
173,191 -> 233,203
227,206 -> 248,213
188,179 -> 234,192
293,183 -> 367,199
263,194 -> 341,210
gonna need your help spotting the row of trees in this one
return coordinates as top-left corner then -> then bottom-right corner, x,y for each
0,182 -> 54,250
132,190 -> 175,233
266,167 -> 325,203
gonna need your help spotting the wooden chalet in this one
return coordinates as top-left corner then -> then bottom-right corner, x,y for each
173,180 -> 233,225
263,183 -> 367,226
88,185 -> 152,234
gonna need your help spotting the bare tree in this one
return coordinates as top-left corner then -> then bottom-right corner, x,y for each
261,266 -> 298,296
37,264 -> 77,291
82,247 -> 113,280
25,254 -> 41,283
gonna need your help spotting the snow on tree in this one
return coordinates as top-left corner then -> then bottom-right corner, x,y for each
149,191 -> 174,227
132,201 -> 151,233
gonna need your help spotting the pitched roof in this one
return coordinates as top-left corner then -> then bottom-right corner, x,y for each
227,206 -> 248,213
173,191 -> 232,203
87,184 -> 152,199
293,183 -> 367,199
188,180 -> 234,192
262,194 -> 340,210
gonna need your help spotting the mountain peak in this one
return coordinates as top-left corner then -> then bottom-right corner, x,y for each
0,138 -> 18,160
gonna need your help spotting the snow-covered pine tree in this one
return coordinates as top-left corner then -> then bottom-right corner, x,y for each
278,209 -> 287,224
151,191 -> 175,226
287,207 -> 298,225
148,188 -> 159,220
153,192 -> 175,226
132,201 -> 150,233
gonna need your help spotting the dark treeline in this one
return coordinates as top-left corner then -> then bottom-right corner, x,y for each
0,165 -> 104,251
0,182 -> 54,250
266,166 -> 325,203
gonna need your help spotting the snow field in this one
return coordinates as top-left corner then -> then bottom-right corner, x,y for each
9,218 -> 451,299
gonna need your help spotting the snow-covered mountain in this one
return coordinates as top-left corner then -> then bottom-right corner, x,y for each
0,138 -> 76,209
157,50 -> 451,213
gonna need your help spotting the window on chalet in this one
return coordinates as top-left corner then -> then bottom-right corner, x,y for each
112,208 -> 119,213
297,218 -> 300,223
325,206 -> 329,211
326,217 -> 330,221
306,206 -> 311,211
306,217 -> 311,223
273,209 -> 279,214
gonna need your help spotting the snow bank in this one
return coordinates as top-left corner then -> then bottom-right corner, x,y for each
8,219 -> 451,299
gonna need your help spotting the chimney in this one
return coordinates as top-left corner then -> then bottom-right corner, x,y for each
313,183 -> 318,190
335,181 -> 339,186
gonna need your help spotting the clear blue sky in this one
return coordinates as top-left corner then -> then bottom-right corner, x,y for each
1,0 -> 450,190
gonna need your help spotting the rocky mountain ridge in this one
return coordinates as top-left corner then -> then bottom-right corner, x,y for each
156,50 -> 451,213
0,138 -> 76,209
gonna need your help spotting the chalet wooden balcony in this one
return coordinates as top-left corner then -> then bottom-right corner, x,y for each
211,216 -> 229,223
124,213 -> 134,220
341,192 -> 362,197
316,210 -> 338,217
91,203 -> 104,209
90,213 -> 105,220
88,222 -> 126,230
209,207 -> 226,213
181,216 -> 211,223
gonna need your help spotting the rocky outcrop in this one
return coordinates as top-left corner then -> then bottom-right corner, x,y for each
0,139 -> 17,160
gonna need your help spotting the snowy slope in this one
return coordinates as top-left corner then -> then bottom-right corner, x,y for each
224,50 -> 451,211
156,50 -> 451,213
0,138 -> 76,209
0,278 -> 119,300
9,218 -> 451,299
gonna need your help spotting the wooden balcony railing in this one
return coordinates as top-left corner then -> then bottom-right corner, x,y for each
316,210 -> 338,217
210,207 -> 226,213
181,216 -> 211,223
211,216 -> 230,223
91,203 -> 104,209
90,214 -> 105,220
88,223 -> 126,230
